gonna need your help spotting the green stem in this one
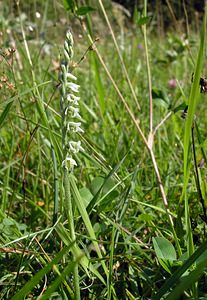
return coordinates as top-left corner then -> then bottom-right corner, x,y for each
143,0 -> 153,133
63,170 -> 80,300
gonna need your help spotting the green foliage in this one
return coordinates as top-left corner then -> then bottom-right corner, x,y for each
153,237 -> 177,274
137,15 -> 152,26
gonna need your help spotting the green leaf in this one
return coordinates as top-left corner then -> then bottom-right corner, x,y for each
0,101 -> 13,128
63,0 -> 75,11
79,187 -> 93,207
138,213 -> 154,222
153,237 -> 177,273
153,237 -> 177,261
70,175 -> 108,277
137,16 -> 151,26
98,190 -> 119,212
153,98 -> 169,109
90,53 -> 105,115
76,6 -> 95,16
152,88 -> 169,105
173,102 -> 187,114
90,177 -> 105,195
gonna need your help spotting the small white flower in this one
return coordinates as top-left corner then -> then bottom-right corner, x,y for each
67,94 -> 80,105
35,12 -> 41,18
67,122 -> 84,133
64,106 -> 81,118
69,106 -> 81,118
62,157 -> 77,170
69,141 -> 84,153
66,82 -> 80,93
66,72 -> 77,81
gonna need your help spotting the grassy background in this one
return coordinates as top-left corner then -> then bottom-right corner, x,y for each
1,0 -> 207,299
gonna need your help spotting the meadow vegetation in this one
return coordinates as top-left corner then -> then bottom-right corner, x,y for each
1,0 -> 207,299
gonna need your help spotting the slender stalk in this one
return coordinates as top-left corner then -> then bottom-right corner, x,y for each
64,170 -> 80,300
51,144 -> 59,225
153,111 -> 172,136
143,0 -> 153,133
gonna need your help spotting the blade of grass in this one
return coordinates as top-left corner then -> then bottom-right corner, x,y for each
11,245 -> 73,300
37,261 -> 79,300
182,2 -> 207,261
70,174 -> 108,275
107,226 -> 115,300
55,222 -> 106,284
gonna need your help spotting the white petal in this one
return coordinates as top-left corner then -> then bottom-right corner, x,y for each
67,122 -> 84,133
68,141 -> 83,153
69,106 -> 81,118
62,157 -> 77,170
67,82 -> 80,93
67,94 -> 80,105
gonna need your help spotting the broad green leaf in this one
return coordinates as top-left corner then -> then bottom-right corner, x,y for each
152,88 -> 170,105
70,175 -> 108,276
79,187 -> 93,207
153,98 -> 169,109
153,237 -> 177,273
90,177 -> 105,195
153,237 -> 177,261
173,102 -> 187,114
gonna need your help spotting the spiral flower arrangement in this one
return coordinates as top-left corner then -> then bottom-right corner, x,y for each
59,30 -> 84,172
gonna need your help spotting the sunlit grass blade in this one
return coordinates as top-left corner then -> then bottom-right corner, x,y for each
183,4 -> 207,190
182,2 -> 207,262
85,14 -> 105,116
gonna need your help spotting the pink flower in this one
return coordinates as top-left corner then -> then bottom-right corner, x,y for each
168,79 -> 177,89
